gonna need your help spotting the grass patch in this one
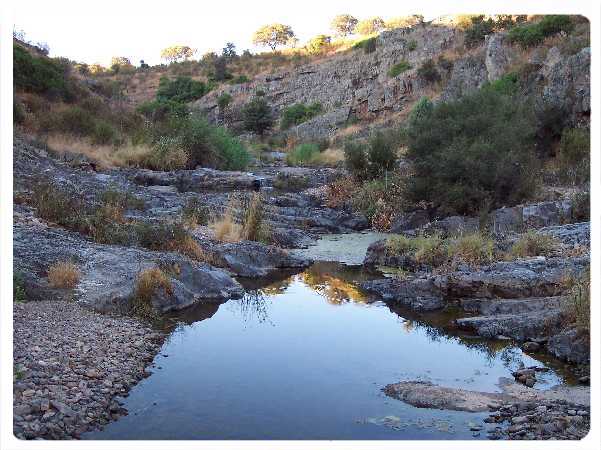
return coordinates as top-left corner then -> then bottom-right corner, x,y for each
14,272 -> 26,303
133,267 -> 173,319
47,260 -> 80,289
509,231 -> 559,258
181,198 -> 208,228
563,267 -> 590,331
280,103 -> 323,130
447,233 -> 495,266
388,60 -> 412,77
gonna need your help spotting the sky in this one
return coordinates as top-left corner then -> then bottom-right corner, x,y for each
12,0 -> 444,67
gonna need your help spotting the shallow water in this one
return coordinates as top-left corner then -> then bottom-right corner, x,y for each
87,255 -> 568,440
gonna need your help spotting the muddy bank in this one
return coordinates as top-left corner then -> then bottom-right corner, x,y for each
13,301 -> 164,439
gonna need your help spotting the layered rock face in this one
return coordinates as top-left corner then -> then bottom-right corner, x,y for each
193,23 -> 589,140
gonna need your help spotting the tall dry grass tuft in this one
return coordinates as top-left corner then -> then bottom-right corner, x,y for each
211,198 -> 242,243
47,261 -> 80,289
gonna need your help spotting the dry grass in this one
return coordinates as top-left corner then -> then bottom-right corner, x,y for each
561,267 -> 590,331
314,148 -> 345,166
509,231 -> 559,259
134,267 -> 173,311
447,233 -> 495,266
210,202 -> 242,243
168,235 -> 210,262
45,134 -> 153,169
47,261 -> 80,289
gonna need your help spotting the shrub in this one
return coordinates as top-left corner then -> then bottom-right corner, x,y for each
217,92 -> 232,111
571,191 -> 590,221
305,35 -> 331,55
31,181 -> 83,226
47,261 -> 80,289
464,15 -> 495,47
232,75 -> 249,84
356,17 -> 385,36
100,188 -> 146,210
137,99 -> 189,122
482,72 -> 519,95
564,267 -> 589,330
91,120 -> 117,145
144,136 -> 189,170
405,86 -> 538,215
367,131 -> 398,178
417,59 -> 440,84
49,106 -> 96,136
386,234 -> 447,267
156,76 -> 207,103
509,15 -> 574,47
408,96 -> 434,125
14,272 -> 26,303
14,100 -> 26,124
407,40 -> 417,51
557,128 -> 589,185
447,233 -> 495,266
280,102 -> 323,130
353,37 -> 377,53
241,193 -> 269,242
134,267 -> 173,309
286,143 -> 320,166
181,197 -> 208,227
242,96 -> 273,135
388,60 -> 412,77
211,199 -> 242,242
208,126 -> 251,170
344,141 -> 370,180
13,44 -> 71,100
509,231 -> 558,258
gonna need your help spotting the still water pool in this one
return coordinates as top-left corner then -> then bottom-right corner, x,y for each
87,258 -> 567,440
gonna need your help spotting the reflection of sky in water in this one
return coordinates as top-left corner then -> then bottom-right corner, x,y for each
87,267 -> 567,440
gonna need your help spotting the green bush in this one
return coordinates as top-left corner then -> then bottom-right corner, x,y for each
405,86 -> 538,215
91,120 -> 117,145
232,75 -> 249,84
407,40 -> 417,51
482,72 -> 519,95
344,141 -> 370,180
353,37 -> 377,53
242,96 -> 274,135
367,131 -> 398,178
417,59 -> 440,84
156,76 -> 208,103
208,126 -> 251,170
14,272 -> 26,303
286,143 -> 320,165
464,15 -> 495,47
509,15 -> 574,47
280,102 -> 323,130
13,44 -> 72,100
388,60 -> 412,77
137,99 -> 189,122
217,92 -> 232,110
305,35 -> 331,55
557,128 -> 589,184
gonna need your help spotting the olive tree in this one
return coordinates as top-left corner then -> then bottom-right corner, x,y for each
330,14 -> 358,36
160,45 -> 196,63
252,24 -> 295,51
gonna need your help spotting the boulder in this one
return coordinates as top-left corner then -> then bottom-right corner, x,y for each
547,328 -> 590,364
13,222 -> 243,314
390,210 -> 430,233
489,206 -> 524,233
360,277 -> 445,311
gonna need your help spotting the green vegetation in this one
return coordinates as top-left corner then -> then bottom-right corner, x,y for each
272,173 -> 310,191
156,76 -> 208,103
417,59 -> 440,84
353,36 -> 377,53
464,15 -> 495,47
331,14 -> 358,36
509,15 -> 574,47
344,131 -> 399,180
565,267 -> 590,331
404,85 -> 538,215
13,44 -> 74,101
305,35 -> 331,55
557,128 -> 590,185
509,231 -> 558,258
407,40 -> 417,51
386,232 -> 496,269
388,60 -> 411,77
242,96 -> 274,135
356,17 -> 385,35
14,272 -> 26,303
280,102 -> 323,129
286,143 -> 320,165
252,24 -> 295,51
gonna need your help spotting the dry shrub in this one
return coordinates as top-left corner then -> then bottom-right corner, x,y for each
47,261 -> 80,289
97,203 -> 125,223
168,235 -> 210,262
510,231 -> 559,258
448,232 -> 495,266
561,267 -> 590,331
211,200 -> 242,243
134,267 -> 173,317
326,176 -> 357,208
241,193 -> 270,242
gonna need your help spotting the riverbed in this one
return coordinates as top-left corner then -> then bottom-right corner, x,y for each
86,233 -> 571,440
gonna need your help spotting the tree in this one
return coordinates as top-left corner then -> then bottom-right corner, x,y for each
252,24 -> 295,51
305,35 -> 331,55
212,56 -> 231,81
356,17 -> 385,36
160,45 -> 196,63
110,56 -> 132,74
242,96 -> 273,135
385,15 -> 423,30
330,14 -> 358,36
222,42 -> 237,60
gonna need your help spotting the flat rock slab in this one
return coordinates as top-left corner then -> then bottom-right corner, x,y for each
14,222 -> 243,314
360,277 -> 445,311
383,381 -> 508,412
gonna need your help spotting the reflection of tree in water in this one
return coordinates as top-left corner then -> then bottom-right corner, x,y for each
233,290 -> 273,325
299,262 -> 376,305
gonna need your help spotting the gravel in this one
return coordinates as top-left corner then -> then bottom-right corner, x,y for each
13,301 -> 164,439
